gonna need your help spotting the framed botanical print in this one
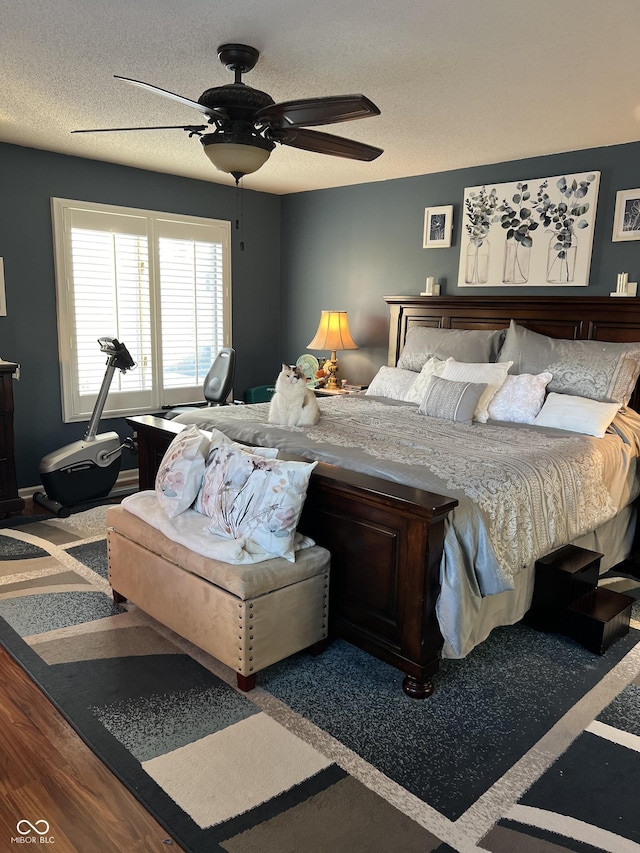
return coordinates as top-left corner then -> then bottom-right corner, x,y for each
423,205 -> 453,248
612,188 -> 640,242
458,172 -> 600,286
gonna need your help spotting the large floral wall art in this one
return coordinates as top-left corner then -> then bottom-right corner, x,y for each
458,171 -> 600,287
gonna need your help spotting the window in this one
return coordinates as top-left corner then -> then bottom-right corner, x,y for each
51,198 -> 231,422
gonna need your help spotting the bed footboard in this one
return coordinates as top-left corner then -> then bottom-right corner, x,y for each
128,415 -> 458,697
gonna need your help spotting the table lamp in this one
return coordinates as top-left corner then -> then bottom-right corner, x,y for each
307,310 -> 358,390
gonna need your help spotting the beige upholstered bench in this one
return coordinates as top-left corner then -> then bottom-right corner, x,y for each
106,505 -> 330,691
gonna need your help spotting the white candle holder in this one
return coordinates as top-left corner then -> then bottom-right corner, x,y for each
610,272 -> 638,297
420,276 -> 440,296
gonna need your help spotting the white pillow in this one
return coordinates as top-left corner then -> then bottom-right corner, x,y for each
403,357 -> 449,404
197,443 -> 317,561
436,360 -> 513,423
487,371 -> 553,424
155,425 -> 209,518
533,393 -> 621,437
365,366 -> 418,401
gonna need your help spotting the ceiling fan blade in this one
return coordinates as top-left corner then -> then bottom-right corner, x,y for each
72,125 -> 206,134
257,94 -> 380,128
272,127 -> 382,161
114,75 -> 226,121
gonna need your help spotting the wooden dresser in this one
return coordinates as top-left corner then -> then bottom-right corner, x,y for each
0,362 -> 25,516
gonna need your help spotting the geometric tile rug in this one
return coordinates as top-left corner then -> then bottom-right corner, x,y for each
0,507 -> 639,852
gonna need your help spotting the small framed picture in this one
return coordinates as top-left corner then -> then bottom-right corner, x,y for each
423,205 -> 453,248
612,189 -> 640,242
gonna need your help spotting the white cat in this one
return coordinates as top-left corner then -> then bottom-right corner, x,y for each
268,364 -> 320,427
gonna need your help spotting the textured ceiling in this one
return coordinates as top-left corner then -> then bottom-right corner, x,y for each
2,0 -> 640,195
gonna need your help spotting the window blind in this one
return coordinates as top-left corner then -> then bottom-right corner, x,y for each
52,198 -> 231,422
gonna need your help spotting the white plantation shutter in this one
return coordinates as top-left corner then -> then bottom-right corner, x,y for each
156,223 -> 226,391
52,199 -> 231,422
71,227 -> 151,396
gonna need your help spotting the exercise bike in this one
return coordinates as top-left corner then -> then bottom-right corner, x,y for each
33,337 -> 137,518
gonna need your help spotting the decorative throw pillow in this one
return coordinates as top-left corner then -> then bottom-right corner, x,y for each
437,359 -> 513,423
206,429 -> 280,463
197,443 -> 318,561
193,428 -> 279,513
418,376 -> 487,424
403,356 -> 448,404
534,392 -> 621,437
498,320 -> 640,405
487,371 -> 553,424
232,442 -> 279,459
397,326 -> 505,372
365,366 -> 419,401
155,425 -> 209,518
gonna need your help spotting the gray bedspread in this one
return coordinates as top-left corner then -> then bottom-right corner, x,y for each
173,396 -> 640,656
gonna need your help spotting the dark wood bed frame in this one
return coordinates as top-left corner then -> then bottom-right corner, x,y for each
129,295 -> 640,698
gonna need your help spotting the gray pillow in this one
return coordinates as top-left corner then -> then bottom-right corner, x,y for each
498,320 -> 640,405
398,326 -> 506,372
418,376 -> 487,424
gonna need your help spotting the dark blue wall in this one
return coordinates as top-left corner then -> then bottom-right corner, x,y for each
281,142 -> 640,386
0,142 -> 282,487
4,138 -> 640,489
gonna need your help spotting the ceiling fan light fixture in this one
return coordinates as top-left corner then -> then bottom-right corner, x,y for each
201,132 -> 274,181
74,43 -> 383,181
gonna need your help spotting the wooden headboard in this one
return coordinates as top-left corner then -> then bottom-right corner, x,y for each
385,295 -> 640,412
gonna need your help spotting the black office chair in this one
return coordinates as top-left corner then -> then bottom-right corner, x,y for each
165,348 -> 236,419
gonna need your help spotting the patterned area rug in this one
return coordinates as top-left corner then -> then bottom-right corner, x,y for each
0,508 -> 639,853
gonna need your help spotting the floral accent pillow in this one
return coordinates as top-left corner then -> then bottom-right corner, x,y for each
365,366 -> 418,401
197,443 -> 317,561
205,428 -> 280,464
193,429 -> 279,513
155,425 -> 210,518
487,371 -> 553,423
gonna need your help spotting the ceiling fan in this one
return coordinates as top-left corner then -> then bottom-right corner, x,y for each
73,43 -> 383,183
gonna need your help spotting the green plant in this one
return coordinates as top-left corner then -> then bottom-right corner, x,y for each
465,186 -> 498,246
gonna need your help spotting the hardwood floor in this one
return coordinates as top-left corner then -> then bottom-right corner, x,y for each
0,500 -> 185,852
0,649 -> 184,851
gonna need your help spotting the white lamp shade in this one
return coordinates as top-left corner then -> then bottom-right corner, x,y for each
307,311 -> 358,351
